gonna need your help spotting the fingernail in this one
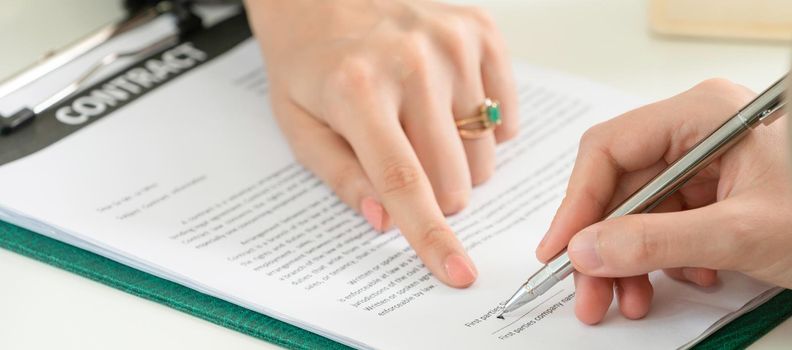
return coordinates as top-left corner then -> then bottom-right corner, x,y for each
361,196 -> 384,232
444,253 -> 477,287
568,230 -> 603,271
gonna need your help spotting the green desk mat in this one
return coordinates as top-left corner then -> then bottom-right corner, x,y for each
1,220 -> 789,350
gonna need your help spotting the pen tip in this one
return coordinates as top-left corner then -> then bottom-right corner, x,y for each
497,315 -> 505,320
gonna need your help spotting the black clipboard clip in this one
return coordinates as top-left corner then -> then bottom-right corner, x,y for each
0,0 -> 205,136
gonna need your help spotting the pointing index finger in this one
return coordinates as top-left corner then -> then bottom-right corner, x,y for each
326,79 -> 478,288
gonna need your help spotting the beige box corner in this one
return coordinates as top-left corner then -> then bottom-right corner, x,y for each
650,0 -> 792,41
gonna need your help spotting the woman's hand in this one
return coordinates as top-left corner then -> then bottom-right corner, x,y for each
536,79 -> 792,324
245,0 -> 519,288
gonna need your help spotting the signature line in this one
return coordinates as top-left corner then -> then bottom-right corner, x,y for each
490,289 -> 565,335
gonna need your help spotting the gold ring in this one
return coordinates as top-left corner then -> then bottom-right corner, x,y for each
456,98 -> 502,139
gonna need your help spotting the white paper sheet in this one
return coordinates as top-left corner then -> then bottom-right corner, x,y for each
0,39 -> 777,349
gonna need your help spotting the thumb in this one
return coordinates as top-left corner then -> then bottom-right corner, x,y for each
567,202 -> 743,277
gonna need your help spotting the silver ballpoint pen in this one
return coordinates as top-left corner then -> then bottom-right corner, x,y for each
498,74 -> 788,318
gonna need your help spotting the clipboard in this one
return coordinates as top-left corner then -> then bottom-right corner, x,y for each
0,4 -> 790,349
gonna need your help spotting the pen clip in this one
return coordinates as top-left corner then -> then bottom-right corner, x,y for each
758,101 -> 786,126
743,74 -> 787,128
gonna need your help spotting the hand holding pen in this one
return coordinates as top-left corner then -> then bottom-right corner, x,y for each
506,78 -> 792,324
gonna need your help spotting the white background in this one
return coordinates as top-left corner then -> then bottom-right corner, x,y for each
0,0 -> 790,349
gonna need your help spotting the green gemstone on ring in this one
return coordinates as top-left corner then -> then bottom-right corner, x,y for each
485,101 -> 502,125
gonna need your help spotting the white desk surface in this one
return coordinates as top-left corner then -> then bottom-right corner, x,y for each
1,0 -> 790,349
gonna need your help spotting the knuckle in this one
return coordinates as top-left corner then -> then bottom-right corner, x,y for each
694,77 -> 739,94
328,164 -> 362,199
579,123 -> 605,148
414,224 -> 454,254
434,16 -> 469,55
326,56 -> 377,96
437,190 -> 470,215
730,212 -> 756,237
463,6 -> 497,31
288,135 -> 321,169
721,209 -> 760,261
380,159 -> 423,196
470,160 -> 495,186
400,32 -> 431,74
692,78 -> 755,110
622,217 -> 661,266
717,203 -> 755,235
578,185 -> 609,214
705,206 -> 748,270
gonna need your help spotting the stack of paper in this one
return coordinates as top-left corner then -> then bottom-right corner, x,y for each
0,37 -> 779,349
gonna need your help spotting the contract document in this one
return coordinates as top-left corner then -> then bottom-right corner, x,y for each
0,18 -> 779,349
